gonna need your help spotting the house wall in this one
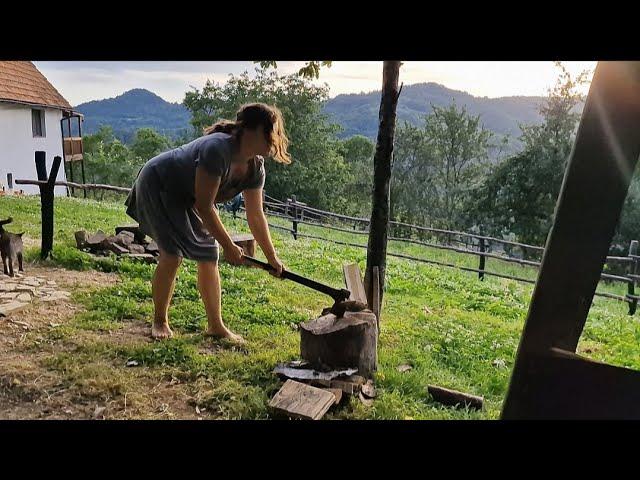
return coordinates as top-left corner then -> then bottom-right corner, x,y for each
0,102 -> 68,195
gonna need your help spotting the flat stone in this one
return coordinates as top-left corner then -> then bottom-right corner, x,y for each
16,293 -> 31,302
0,292 -> 18,300
42,291 -> 71,303
0,283 -> 17,292
15,286 -> 36,294
0,301 -> 29,317
46,281 -> 56,286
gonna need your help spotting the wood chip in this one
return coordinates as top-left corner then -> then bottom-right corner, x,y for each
361,380 -> 377,398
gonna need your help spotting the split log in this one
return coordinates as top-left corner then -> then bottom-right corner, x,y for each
128,244 -> 146,254
102,236 -> 129,255
145,240 -> 159,255
268,380 -> 336,420
86,231 -> 107,250
300,310 -> 378,378
230,233 -> 256,258
115,224 -> 146,244
427,385 -> 484,410
114,231 -> 135,247
74,230 -> 88,249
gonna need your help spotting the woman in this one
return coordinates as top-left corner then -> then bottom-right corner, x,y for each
125,103 -> 290,342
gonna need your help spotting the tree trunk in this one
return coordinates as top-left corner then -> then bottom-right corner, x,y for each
365,61 -> 402,311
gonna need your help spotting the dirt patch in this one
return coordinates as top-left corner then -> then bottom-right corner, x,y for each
0,261 -> 209,420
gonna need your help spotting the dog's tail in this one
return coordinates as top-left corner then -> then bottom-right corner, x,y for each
0,217 -> 13,226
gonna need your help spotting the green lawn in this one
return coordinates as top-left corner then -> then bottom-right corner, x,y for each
2,194 -> 640,419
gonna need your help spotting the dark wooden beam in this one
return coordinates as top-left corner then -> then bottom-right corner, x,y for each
502,61 -> 640,419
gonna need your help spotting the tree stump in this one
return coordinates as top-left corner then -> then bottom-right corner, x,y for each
300,310 -> 378,378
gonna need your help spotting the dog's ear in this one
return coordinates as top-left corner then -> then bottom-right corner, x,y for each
18,232 -> 24,237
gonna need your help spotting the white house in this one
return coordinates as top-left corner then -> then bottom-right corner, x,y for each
0,61 -> 80,196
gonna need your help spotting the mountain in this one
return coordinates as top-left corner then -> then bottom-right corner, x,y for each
324,82 -> 548,156
74,88 -> 191,143
75,84 -> 554,155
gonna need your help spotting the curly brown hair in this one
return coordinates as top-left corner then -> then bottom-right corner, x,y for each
204,103 -> 291,164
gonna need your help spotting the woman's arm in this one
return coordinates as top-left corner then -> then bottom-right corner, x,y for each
194,166 -> 244,264
243,188 -> 284,276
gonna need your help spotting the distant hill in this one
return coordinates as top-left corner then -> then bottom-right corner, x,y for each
75,84 -> 558,156
74,88 -> 192,143
324,82 -> 550,156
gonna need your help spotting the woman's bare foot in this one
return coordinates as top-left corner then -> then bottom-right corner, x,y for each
205,325 -> 246,345
151,320 -> 173,339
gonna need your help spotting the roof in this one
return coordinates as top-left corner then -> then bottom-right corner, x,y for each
0,61 -> 72,111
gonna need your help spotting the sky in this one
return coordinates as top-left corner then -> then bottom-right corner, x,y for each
33,61 -> 598,106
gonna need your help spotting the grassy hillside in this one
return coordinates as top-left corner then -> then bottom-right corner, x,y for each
1,195 -> 638,419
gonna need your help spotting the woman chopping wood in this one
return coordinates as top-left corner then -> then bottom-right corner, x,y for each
125,103 -> 290,342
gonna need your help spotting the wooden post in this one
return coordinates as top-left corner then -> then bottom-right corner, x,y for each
372,265 -> 381,333
501,62 -> 640,419
78,115 -> 87,199
628,240 -> 638,315
35,152 -> 62,259
291,195 -> 298,240
478,237 -> 486,281
6,173 -> 12,191
364,61 -> 402,310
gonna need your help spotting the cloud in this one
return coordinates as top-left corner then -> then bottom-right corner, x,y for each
33,61 -> 597,106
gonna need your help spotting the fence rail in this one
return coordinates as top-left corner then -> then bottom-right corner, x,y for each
15,170 -> 640,315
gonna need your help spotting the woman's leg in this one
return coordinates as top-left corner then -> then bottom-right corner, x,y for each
151,248 -> 183,339
197,260 -> 245,343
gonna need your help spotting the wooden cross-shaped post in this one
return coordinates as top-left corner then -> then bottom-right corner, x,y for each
35,151 -> 62,259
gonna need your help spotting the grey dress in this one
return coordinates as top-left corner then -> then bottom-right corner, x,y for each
124,132 -> 266,261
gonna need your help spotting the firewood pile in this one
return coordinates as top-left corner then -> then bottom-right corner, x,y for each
74,225 -> 158,263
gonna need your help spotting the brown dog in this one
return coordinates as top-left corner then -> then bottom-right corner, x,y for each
0,217 -> 25,277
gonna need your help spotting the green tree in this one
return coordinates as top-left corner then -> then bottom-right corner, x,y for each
390,121 -> 434,227
469,62 -> 591,249
426,103 -> 493,230
130,127 -> 171,161
338,135 -> 375,216
256,61 -> 332,79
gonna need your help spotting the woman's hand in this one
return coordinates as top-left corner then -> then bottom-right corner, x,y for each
267,255 -> 285,278
224,243 -> 244,266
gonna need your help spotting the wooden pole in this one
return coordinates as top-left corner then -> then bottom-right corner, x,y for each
35,152 -> 62,259
628,240 -> 638,315
365,61 -> 402,310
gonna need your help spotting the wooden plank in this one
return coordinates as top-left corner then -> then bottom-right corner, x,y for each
324,388 -> 343,404
502,62 -> 640,419
427,385 -> 484,410
503,348 -> 640,419
343,264 -> 367,304
268,380 -> 336,420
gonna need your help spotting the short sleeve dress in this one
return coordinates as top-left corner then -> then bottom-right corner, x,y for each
124,132 -> 265,262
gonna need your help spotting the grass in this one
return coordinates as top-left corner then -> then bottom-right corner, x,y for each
2,194 -> 640,419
